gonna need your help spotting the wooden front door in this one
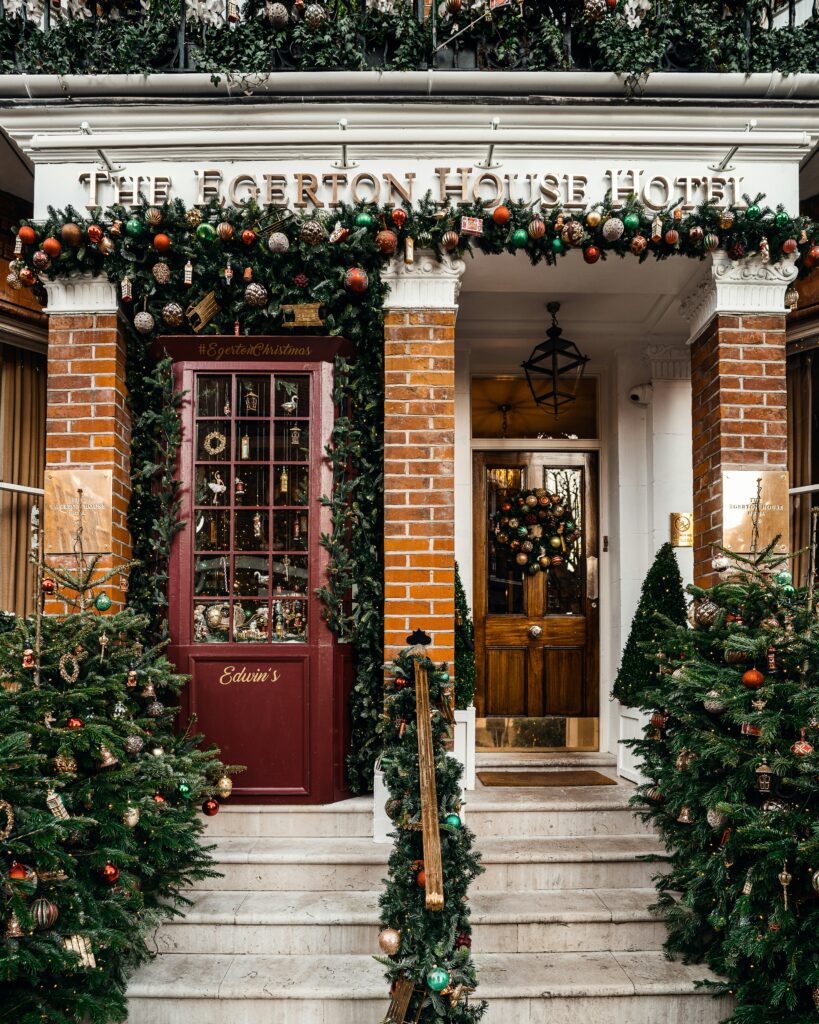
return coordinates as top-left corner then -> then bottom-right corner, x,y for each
473,451 -> 599,719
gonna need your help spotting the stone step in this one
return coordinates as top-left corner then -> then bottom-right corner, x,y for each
200,835 -> 664,892
154,888 -> 666,955
127,951 -> 731,1024
203,797 -> 373,839
476,752 -> 618,768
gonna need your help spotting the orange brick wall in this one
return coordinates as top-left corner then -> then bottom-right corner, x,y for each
383,309 -> 456,666
691,312 -> 788,588
44,312 -> 132,614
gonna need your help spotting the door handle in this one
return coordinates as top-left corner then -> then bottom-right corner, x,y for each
528,624 -> 543,639
587,555 -> 599,602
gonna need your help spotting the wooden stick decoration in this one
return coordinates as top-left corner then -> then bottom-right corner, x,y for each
408,628 -> 444,912
383,976 -> 415,1024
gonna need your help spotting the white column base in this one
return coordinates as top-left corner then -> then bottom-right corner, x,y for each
452,706 -> 476,790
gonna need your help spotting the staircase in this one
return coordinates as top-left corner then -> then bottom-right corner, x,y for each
127,754 -> 731,1023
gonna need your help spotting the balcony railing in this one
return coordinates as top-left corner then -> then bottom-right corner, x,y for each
0,0 -> 816,75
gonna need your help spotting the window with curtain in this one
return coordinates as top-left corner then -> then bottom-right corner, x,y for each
788,348 -> 819,587
0,342 -> 46,616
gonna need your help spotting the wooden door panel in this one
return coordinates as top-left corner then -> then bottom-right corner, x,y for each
485,646 -> 526,716
544,647 -> 585,716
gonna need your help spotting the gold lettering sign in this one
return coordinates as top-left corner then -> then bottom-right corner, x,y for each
195,339 -> 313,359
722,470 -> 789,555
218,665 -> 281,686
44,469 -> 113,554
670,512 -> 693,548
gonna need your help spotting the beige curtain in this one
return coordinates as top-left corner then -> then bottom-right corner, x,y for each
0,342 -> 46,616
788,351 -> 813,586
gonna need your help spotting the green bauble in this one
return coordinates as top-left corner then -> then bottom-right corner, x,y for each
196,222 -> 217,243
512,228 -> 528,247
551,237 -> 564,254
436,671 -> 451,683
565,519 -> 575,531
426,967 -> 450,993
623,212 -> 640,231
94,591 -> 112,611
124,217 -> 143,238
517,526 -> 528,537
178,782 -> 192,799
746,204 -> 761,221
445,813 -> 462,829
775,570 -> 792,585
775,210 -> 789,227
355,212 -> 373,227
782,584 -> 796,597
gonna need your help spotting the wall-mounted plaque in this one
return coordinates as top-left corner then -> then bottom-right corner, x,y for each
722,470 -> 789,555
670,512 -> 694,547
44,469 -> 113,554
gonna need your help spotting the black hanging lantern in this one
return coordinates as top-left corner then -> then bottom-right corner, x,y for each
521,302 -> 589,416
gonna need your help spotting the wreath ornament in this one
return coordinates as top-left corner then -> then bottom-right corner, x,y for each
490,487 -> 579,573
203,430 -> 227,456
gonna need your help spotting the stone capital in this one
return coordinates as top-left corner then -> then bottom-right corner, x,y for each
679,252 -> 798,343
42,273 -> 118,316
382,250 -> 466,310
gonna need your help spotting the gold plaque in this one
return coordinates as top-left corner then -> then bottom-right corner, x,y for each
722,470 -> 789,555
670,512 -> 693,547
44,469 -> 113,554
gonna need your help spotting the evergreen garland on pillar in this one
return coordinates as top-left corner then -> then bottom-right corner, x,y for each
379,644 -> 484,1021
612,541 -> 687,706
454,563 -> 475,711
628,544 -> 819,1022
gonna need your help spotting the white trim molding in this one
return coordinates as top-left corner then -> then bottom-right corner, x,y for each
42,273 -> 118,316
679,252 -> 798,343
645,344 -> 691,380
378,250 -> 466,310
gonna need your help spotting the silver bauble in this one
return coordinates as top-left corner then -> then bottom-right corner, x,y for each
152,261 -> 172,285
300,220 -> 326,246
304,2 -> 324,26
244,282 -> 268,308
162,302 -> 184,327
267,1 -> 288,26
378,928 -> 401,956
146,700 -> 164,718
267,231 -> 290,254
703,690 -> 726,714
706,808 -> 726,829
601,217 -> 625,242
133,311 -> 155,335
124,735 -> 144,754
122,804 -> 140,828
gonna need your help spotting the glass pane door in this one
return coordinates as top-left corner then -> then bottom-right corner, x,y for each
192,371 -> 310,644
486,465 -> 526,614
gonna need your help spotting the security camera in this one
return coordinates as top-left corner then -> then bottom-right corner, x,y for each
628,383 -> 653,406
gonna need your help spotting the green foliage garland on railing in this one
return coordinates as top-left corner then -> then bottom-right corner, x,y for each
7,191 -> 816,791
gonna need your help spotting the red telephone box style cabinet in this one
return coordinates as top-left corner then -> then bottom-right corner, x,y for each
167,344 -> 353,804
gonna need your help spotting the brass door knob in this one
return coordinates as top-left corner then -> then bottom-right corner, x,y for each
528,624 -> 543,639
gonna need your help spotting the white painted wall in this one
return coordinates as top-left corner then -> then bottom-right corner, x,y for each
454,341 -> 473,608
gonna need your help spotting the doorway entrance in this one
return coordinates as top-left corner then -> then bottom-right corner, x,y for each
472,450 -> 599,751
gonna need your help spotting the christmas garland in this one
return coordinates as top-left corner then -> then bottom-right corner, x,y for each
1,0 -> 817,75
7,191 -> 816,791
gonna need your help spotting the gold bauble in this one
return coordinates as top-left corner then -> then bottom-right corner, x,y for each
216,775 -> 233,799
186,208 -> 203,229
377,927 -> 401,955
586,211 -> 602,229
54,752 -> 77,774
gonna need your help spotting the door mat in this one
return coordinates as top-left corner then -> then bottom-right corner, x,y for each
477,770 -> 617,788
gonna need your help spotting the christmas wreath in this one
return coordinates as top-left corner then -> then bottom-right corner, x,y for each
490,487 -> 579,573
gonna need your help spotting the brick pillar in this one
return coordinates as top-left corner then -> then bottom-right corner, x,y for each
42,275 -> 131,613
381,252 -> 465,665
682,253 -> 795,587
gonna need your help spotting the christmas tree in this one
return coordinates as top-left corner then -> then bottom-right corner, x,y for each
378,637 -> 485,1021
612,541 -> 687,706
628,543 -> 819,1022
454,563 -> 475,711
0,525 -> 233,1023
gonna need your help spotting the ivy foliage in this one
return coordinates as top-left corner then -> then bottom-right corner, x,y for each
0,0 -> 817,75
625,544 -> 819,1021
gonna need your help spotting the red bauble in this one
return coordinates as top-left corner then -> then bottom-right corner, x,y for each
86,224 -> 104,245
527,216 -> 546,239
42,578 -> 56,596
18,267 -> 36,286
9,861 -> 27,880
66,716 -> 84,729
101,863 -> 120,884
416,869 -> 426,888
241,229 -> 257,246
455,931 -> 472,949
17,225 -> 36,246
782,238 -> 797,255
664,228 -> 679,246
376,229 -> 398,255
391,208 -> 408,229
294,273 -> 309,288
583,245 -> 601,264
492,206 -> 511,226
728,242 -> 746,261
153,233 -> 172,253
42,237 -> 62,258
344,267 -> 369,294
152,793 -> 166,804
202,798 -> 220,816
741,668 -> 765,690
805,244 -> 819,266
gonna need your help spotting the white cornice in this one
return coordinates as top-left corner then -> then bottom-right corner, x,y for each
679,252 -> 798,342
382,251 -> 466,310
42,273 -> 118,315
646,344 -> 691,380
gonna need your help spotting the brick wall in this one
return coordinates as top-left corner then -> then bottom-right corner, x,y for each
383,309 -> 456,665
44,312 -> 132,613
691,312 -> 787,587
